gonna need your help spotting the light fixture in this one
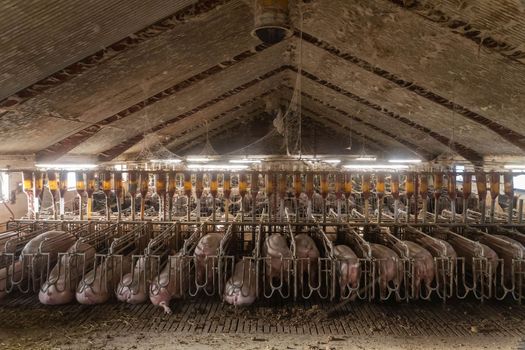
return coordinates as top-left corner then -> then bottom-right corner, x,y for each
150,159 -> 182,164
355,156 -> 377,161
343,164 -> 408,170
323,159 -> 341,164
504,165 -> 525,169
229,159 -> 261,164
187,164 -> 249,170
388,159 -> 422,163
35,163 -> 97,170
186,157 -> 210,162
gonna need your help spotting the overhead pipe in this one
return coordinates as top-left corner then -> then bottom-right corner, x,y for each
293,172 -> 302,222
139,172 -> 149,220
405,173 -> 414,224
223,173 -> 231,222
102,171 -> 112,220
376,173 -> 385,224
266,173 -> 275,223
58,171 -> 67,219
335,173 -> 343,219
419,174 -> 428,223
251,172 -> 259,222
504,173 -> 514,224
320,173 -> 329,223
305,173 -> 314,219
113,171 -> 124,221
210,173 -> 218,221
475,172 -> 487,224
489,172 -> 500,223
239,173 -> 248,221
391,174 -> 400,224
344,173 -> 352,219
278,172 -> 287,221
86,171 -> 96,220
34,171 -> 44,218
447,172 -> 457,223
362,174 -> 371,224
184,172 -> 193,221
167,172 -> 177,221
47,171 -> 59,220
195,172 -> 204,222
462,173 -> 472,224
433,172 -> 443,223
76,172 -> 86,221
128,171 -> 139,221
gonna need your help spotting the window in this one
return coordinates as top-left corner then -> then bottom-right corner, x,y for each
0,172 -> 8,202
67,172 -> 77,191
515,175 -> 525,191
455,165 -> 464,183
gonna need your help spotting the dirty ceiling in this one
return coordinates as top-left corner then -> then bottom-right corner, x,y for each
1,0 -> 524,167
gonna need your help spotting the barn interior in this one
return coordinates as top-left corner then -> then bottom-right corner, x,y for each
1,0 -> 525,349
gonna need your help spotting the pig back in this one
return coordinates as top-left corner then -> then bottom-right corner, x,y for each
415,236 -> 457,259
21,231 -> 76,266
370,243 -> 403,282
194,233 -> 223,257
294,234 -> 320,259
334,245 -> 358,264
262,234 -> 291,259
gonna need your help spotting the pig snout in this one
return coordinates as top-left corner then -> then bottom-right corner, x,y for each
116,257 -> 151,304
150,256 -> 188,314
223,260 -> 257,306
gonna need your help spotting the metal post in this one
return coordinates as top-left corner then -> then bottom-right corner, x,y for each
394,199 -> 399,224
519,199 -> 523,224
480,199 -> 486,224
377,197 -> 382,224
434,198 -> 439,223
508,196 -> 513,224
463,197 -> 468,224
106,195 -> 110,221
490,198 -> 496,223
422,198 -> 427,223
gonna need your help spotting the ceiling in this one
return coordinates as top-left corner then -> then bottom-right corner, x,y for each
1,0 -> 524,167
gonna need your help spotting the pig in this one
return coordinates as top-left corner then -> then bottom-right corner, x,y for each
116,256 -> 159,304
0,261 -> 22,299
370,243 -> 404,299
333,244 -> 361,299
20,230 -> 76,289
193,232 -> 222,291
76,255 -> 131,305
150,254 -> 189,314
223,259 -> 257,306
262,233 -> 292,288
21,230 -> 76,266
395,241 -> 435,299
413,236 -> 457,290
294,234 -> 320,292
479,235 -> 524,282
39,242 -> 96,305
449,238 -> 499,279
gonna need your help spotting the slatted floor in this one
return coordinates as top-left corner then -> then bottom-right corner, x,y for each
1,294 -> 525,337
